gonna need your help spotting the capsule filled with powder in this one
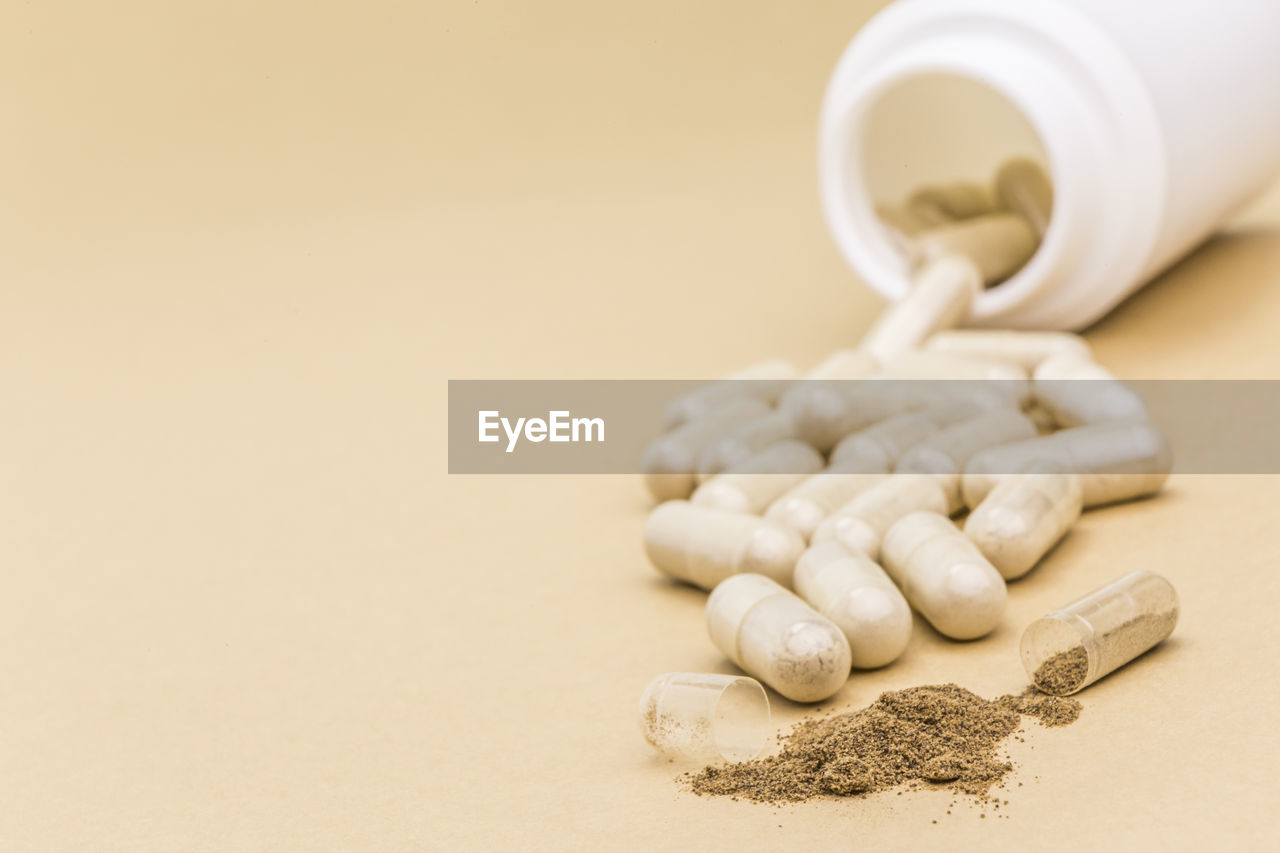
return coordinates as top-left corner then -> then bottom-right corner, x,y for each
881,511 -> 1007,640
644,501 -> 804,589
1020,570 -> 1178,695
793,541 -> 912,669
706,573 -> 852,703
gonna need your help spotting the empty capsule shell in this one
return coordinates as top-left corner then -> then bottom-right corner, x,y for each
644,501 -> 805,589
706,573 -> 852,703
812,473 -> 950,559
793,541 -> 913,669
859,254 -> 981,366
964,471 -> 1083,580
881,511 -> 1007,640
662,359 -> 797,430
962,421 -> 1172,509
691,440 -> 825,514
643,397 -> 771,501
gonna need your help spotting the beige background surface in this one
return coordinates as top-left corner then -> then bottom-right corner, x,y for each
4,1 -> 1280,850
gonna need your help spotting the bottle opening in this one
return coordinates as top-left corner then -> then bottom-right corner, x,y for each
845,72 -> 1055,313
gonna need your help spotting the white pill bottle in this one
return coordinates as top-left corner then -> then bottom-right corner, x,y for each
819,0 -> 1280,329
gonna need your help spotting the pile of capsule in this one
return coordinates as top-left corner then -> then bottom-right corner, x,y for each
641,161 -> 1172,704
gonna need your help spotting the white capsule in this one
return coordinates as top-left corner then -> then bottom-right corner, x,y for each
643,397 -> 771,501
1033,355 -> 1148,427
793,541 -> 913,669
691,441 -> 825,515
859,254 -> 981,366
964,471 -> 1083,580
881,511 -> 1007,640
912,212 -> 1039,285
662,359 -> 797,430
812,473 -> 950,558
962,421 -> 1173,509
994,158 -> 1054,237
764,468 -> 889,541
706,574 -> 852,703
908,183 -> 997,220
923,329 -> 1090,371
644,501 -> 805,590
896,411 -> 1038,511
696,410 -> 799,478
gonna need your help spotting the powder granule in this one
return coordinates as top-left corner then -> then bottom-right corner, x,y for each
687,683 -> 1081,803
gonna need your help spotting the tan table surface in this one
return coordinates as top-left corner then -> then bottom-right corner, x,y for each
5,2 -> 1280,849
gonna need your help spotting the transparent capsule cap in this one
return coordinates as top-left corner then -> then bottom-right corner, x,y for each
638,672 -> 770,763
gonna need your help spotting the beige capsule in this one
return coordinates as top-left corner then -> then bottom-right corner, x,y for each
859,254 -> 981,366
802,348 -> 879,382
1032,355 -> 1148,427
896,410 -> 1038,510
964,470 -> 1083,580
881,511 -> 1007,640
872,351 -> 1030,410
793,541 -> 913,669
912,212 -> 1039,286
994,158 -> 1054,237
643,397 -> 771,501
691,440 -> 825,515
961,421 -> 1172,509
662,359 -> 798,430
706,573 -> 852,703
923,329 -> 1090,371
831,395 -> 1004,471
644,501 -> 805,590
908,183 -> 998,220
696,410 -> 799,479
764,465 -> 889,541
812,473 -> 951,559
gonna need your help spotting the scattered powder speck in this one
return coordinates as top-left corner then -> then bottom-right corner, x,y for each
686,683 -> 1081,804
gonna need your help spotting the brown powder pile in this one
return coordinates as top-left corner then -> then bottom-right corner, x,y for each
687,683 -> 1080,804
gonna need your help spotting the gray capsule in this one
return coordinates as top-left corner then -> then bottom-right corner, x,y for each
642,397 -> 771,501
662,359 -> 797,430
962,421 -> 1172,509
